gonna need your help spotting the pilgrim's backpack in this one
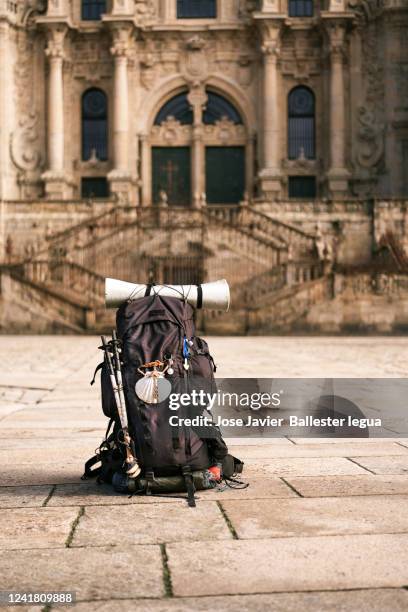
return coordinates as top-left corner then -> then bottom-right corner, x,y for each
84,294 -> 246,506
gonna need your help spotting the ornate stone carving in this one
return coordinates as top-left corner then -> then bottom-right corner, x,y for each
110,25 -> 131,58
238,0 -> 258,21
203,118 -> 246,144
134,0 -> 156,25
22,0 -> 47,26
183,35 -> 208,81
237,54 -> 253,87
356,26 -> 385,174
11,30 -> 43,183
150,118 -> 192,145
10,112 -> 43,172
140,53 -> 157,89
348,0 -> 384,24
356,106 -> 384,168
326,21 -> 348,61
45,26 -> 67,60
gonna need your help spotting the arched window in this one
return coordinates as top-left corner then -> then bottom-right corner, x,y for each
288,0 -> 313,17
82,0 -> 106,21
203,91 -> 243,125
82,88 -> 108,161
288,86 -> 315,160
177,0 -> 216,18
154,92 -> 193,125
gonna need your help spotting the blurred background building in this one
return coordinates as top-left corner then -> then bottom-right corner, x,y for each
0,0 -> 408,333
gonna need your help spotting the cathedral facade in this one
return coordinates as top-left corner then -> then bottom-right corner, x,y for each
1,0 -> 406,205
0,0 -> 408,334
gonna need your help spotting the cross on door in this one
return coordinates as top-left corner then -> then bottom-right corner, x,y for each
161,160 -> 179,193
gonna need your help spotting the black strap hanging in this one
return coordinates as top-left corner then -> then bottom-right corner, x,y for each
182,466 -> 196,507
90,362 -> 104,386
196,285 -> 203,309
81,455 -> 102,480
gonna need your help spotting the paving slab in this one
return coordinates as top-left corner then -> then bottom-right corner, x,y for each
0,546 -> 164,600
73,501 -> 232,546
227,437 -> 295,446
286,474 -> 408,497
0,447 -> 93,465
290,437 -> 407,444
49,478 -> 295,507
244,457 -> 367,477
0,417 -> 105,429
0,428 -> 104,440
0,507 -> 79,550
0,463 -> 84,486
230,442 -> 408,459
0,437 -> 101,451
0,485 -> 52,508
167,534 -> 408,596
68,589 -> 408,612
348,455 -> 408,474
221,495 -> 408,539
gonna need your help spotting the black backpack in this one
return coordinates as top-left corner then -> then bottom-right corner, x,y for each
83,294 -> 246,506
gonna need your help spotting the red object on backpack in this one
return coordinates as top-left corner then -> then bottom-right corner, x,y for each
208,465 -> 222,481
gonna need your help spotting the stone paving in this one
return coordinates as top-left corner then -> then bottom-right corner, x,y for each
0,337 -> 408,611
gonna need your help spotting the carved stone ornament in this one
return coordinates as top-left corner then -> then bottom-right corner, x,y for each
238,0 -> 258,21
183,36 -> 208,81
11,29 -> 43,178
347,0 -> 384,25
140,53 -> 157,89
45,26 -> 67,60
110,25 -> 131,58
22,0 -> 47,26
134,0 -> 156,25
354,19 -> 385,176
150,118 -> 192,146
10,112 -> 43,172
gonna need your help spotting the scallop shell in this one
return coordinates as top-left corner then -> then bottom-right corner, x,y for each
135,372 -> 172,404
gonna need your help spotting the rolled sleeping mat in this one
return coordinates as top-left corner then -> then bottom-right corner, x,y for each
105,278 -> 230,311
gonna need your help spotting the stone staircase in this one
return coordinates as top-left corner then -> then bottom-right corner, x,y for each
3,204 -> 327,333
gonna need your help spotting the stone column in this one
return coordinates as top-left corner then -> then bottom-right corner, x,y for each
246,133 -> 255,201
140,134 -> 151,206
108,24 -> 134,203
258,21 -> 283,200
326,21 -> 350,196
188,86 -> 207,208
42,26 -> 72,199
0,20 -> 10,202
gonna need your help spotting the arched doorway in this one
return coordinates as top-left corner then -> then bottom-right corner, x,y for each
150,88 -> 247,206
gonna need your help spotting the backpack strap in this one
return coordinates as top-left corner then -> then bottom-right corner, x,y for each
104,418 -> 114,442
81,455 -> 102,480
90,361 -> 103,386
145,469 -> 156,495
182,465 -> 196,507
196,285 -> 203,309
144,284 -> 154,297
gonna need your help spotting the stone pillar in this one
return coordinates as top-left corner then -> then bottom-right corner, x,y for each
326,21 -> 350,196
108,24 -> 134,203
0,20 -> 10,202
258,21 -> 283,200
42,26 -> 72,199
246,134 -> 255,200
140,134 -> 151,205
188,86 -> 207,208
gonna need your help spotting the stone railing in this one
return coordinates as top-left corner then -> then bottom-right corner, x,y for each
334,272 -> 408,297
21,260 -> 105,306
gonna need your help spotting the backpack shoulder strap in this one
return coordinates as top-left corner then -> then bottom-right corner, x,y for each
81,455 -> 102,480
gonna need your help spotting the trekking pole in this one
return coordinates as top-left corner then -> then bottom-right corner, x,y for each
110,330 -> 141,478
101,335 -> 141,478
